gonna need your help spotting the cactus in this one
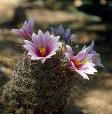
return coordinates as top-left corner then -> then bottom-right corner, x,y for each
2,50 -> 75,114
1,20 -> 103,114
2,57 -> 37,114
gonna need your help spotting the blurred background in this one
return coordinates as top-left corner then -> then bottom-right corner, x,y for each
0,0 -> 112,114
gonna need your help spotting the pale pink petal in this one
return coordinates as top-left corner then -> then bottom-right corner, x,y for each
94,54 -> 104,67
81,45 -> 86,51
32,33 -> 42,48
45,51 -> 56,59
24,40 -> 34,46
66,45 -> 73,56
41,58 -> 46,64
43,31 -> 51,46
31,56 -> 43,60
83,66 -> 97,74
12,19 -> 34,40
38,30 -> 44,38
75,50 -> 86,60
70,34 -> 77,42
63,29 -> 71,38
27,19 -> 34,32
78,71 -> 89,80
56,25 -> 64,35
86,54 -> 94,62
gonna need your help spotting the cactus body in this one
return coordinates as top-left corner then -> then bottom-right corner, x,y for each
1,54 -> 75,114
1,21 -> 103,114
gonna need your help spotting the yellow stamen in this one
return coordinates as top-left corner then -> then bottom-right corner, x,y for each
72,59 -> 82,69
82,59 -> 88,64
73,60 -> 81,66
72,59 -> 88,69
39,47 -> 46,56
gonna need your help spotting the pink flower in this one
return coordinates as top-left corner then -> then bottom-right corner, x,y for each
50,25 -> 76,42
23,30 -> 61,63
12,19 -> 34,40
65,45 -> 97,80
82,41 -> 104,67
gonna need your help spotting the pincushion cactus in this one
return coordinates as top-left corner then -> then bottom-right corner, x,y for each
1,20 -> 103,114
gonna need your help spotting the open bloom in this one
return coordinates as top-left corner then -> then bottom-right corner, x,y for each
12,19 -> 34,40
82,41 -> 104,67
65,45 -> 97,80
23,30 -> 61,63
50,25 -> 76,42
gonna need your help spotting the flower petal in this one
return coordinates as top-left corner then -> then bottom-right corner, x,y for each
12,19 -> 34,40
24,30 -> 61,63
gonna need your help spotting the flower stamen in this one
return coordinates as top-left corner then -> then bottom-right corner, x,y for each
82,59 -> 88,64
38,47 -> 47,57
72,59 -> 82,69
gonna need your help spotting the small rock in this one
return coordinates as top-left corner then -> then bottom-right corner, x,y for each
0,0 -> 25,24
